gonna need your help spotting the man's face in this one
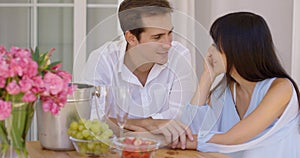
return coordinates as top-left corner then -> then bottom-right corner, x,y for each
128,13 -> 173,66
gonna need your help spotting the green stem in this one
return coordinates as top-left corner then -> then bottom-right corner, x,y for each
1,102 -> 32,158
0,121 -> 8,144
4,77 -> 12,99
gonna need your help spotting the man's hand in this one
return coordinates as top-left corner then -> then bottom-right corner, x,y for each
145,119 -> 193,149
121,118 -> 193,149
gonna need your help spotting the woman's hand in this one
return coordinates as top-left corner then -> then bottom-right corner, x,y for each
204,45 -> 226,80
191,45 -> 226,106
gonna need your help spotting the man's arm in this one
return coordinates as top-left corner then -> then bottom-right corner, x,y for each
124,118 -> 194,149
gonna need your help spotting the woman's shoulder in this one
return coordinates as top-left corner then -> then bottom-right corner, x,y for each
257,77 -> 292,92
269,78 -> 293,93
261,78 -> 294,108
242,78 -> 294,108
268,78 -> 293,99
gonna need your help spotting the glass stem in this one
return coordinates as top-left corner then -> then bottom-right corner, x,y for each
119,127 -> 124,137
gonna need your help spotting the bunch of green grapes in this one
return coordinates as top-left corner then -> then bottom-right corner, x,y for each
67,119 -> 114,155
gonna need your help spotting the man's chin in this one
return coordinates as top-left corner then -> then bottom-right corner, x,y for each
157,58 -> 168,65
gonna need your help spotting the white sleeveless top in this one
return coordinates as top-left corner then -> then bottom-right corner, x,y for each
182,78 -> 300,158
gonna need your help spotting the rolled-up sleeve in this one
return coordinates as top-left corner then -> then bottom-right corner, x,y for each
181,104 -> 209,134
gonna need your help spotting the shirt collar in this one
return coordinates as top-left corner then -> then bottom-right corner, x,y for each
117,37 -> 127,73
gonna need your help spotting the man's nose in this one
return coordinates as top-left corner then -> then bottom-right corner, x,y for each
161,36 -> 172,49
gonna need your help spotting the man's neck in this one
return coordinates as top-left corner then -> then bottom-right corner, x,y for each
133,63 -> 154,86
124,44 -> 155,86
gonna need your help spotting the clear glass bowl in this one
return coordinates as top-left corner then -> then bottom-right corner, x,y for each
69,136 -> 113,156
112,136 -> 160,158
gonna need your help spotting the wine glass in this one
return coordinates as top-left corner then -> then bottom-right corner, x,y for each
91,86 -> 108,121
115,105 -> 128,137
113,86 -> 130,137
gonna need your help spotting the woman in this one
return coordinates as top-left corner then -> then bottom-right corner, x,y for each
180,11 -> 300,157
125,11 -> 300,156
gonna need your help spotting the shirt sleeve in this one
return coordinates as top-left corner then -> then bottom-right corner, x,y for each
180,103 -> 210,134
79,44 -> 111,86
197,131 -> 224,152
79,44 -> 115,120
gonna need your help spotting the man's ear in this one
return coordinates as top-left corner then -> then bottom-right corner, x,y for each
125,31 -> 139,46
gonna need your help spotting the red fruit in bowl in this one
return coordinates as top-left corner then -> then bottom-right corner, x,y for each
114,137 -> 160,158
123,137 -> 134,144
142,140 -> 153,145
133,138 -> 143,146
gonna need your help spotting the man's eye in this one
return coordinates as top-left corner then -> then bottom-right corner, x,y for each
153,35 -> 161,40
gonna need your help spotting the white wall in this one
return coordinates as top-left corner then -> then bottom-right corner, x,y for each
170,0 -> 196,68
292,0 -> 300,86
195,0 -> 294,76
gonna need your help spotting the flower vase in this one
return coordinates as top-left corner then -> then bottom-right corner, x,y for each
0,102 -> 35,158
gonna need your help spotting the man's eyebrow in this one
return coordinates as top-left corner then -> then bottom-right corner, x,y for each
151,27 -> 174,37
152,33 -> 165,37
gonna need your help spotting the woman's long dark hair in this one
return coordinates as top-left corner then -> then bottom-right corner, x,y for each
210,12 -> 300,108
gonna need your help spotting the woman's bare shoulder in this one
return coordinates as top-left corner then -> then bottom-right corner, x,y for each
270,78 -> 293,92
267,78 -> 293,104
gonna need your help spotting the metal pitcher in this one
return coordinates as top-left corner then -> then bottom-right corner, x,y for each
36,83 -> 93,150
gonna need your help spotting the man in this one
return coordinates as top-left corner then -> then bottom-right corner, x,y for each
81,0 -> 195,147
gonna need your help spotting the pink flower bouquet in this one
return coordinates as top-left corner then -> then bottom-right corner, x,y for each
0,46 -> 76,157
0,46 -> 76,119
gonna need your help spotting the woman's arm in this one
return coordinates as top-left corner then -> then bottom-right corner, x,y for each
190,71 -> 214,105
208,78 -> 293,145
191,45 -> 226,106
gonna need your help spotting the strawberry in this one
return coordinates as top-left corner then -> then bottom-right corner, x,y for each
133,138 -> 143,146
123,137 -> 134,144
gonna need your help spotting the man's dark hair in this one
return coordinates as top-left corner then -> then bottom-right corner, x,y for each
118,0 -> 173,41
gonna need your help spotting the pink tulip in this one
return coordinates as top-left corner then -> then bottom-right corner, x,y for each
0,60 -> 10,78
41,98 -> 60,115
22,91 -> 37,102
43,72 -> 64,95
0,77 -> 5,88
50,63 -> 62,71
0,100 -> 12,120
11,47 -> 31,58
6,80 -> 21,95
0,45 -> 7,55
19,78 -> 33,92
24,60 -> 38,77
50,103 -> 60,115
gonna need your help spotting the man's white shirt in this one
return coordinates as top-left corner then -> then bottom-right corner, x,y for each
80,38 -> 197,119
